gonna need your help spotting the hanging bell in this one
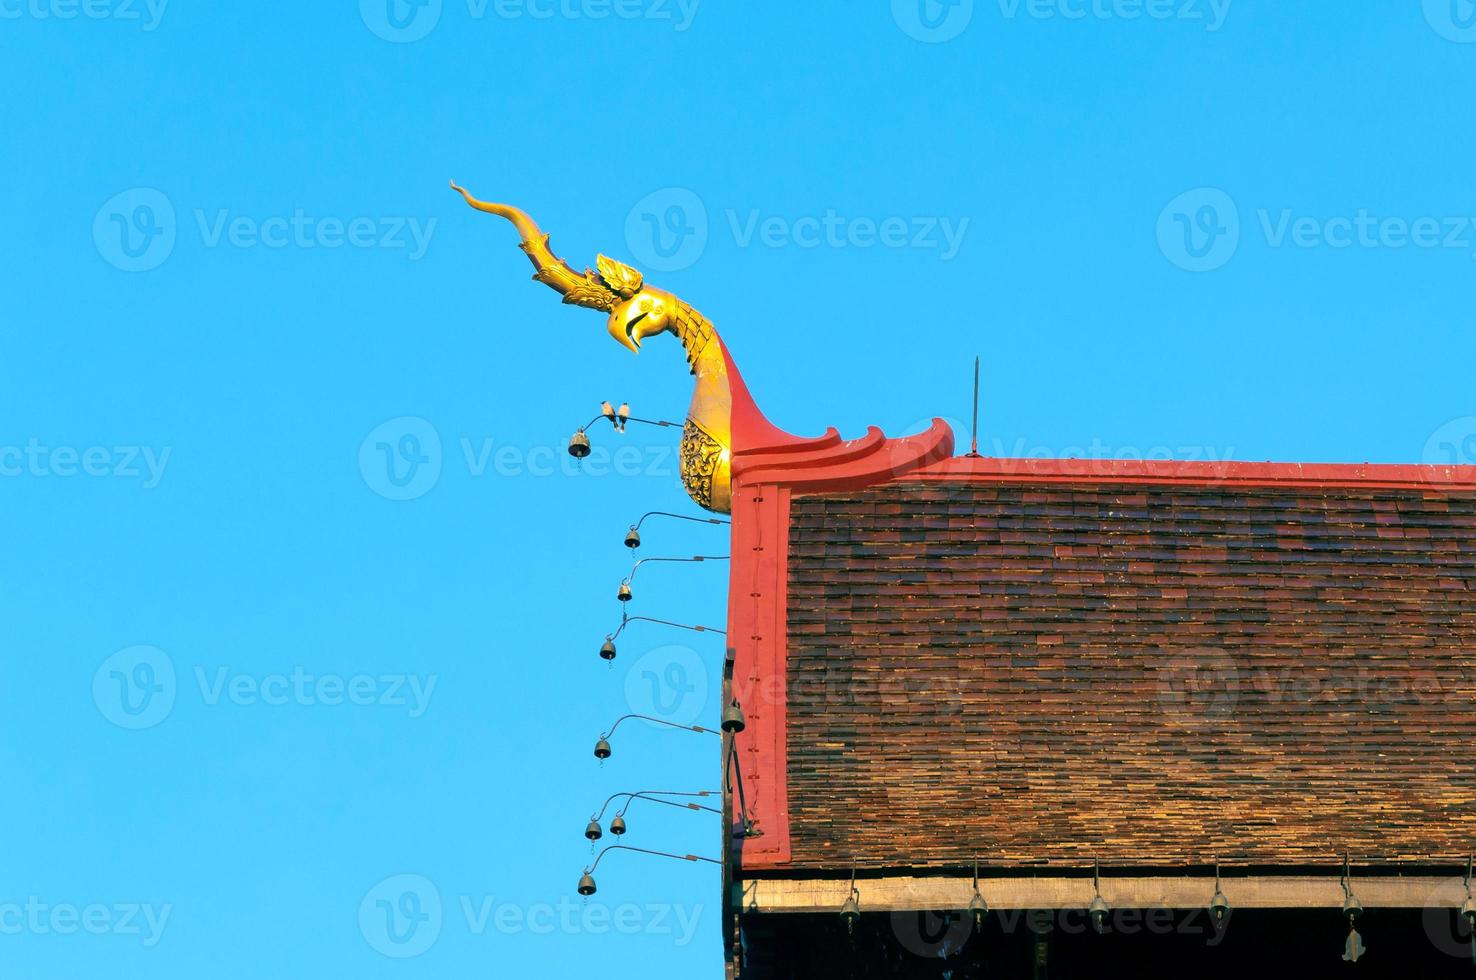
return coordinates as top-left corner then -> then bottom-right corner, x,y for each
610,815 -> 627,836
617,582 -> 633,602
721,701 -> 747,734
584,820 -> 602,841
624,526 -> 641,549
578,872 -> 597,896
1465,895 -> 1476,966
1210,889 -> 1230,923
1340,893 -> 1365,963
593,738 -> 612,760
840,893 -> 861,933
968,891 -> 989,928
1342,921 -> 1366,963
568,429 -> 591,459
599,638 -> 617,661
1089,895 -> 1109,934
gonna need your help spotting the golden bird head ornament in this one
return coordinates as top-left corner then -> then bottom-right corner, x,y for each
449,181 -> 672,355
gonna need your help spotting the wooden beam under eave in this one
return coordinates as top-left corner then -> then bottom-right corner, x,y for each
739,875 -> 1470,912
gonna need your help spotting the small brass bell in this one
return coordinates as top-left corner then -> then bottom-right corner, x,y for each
840,893 -> 860,933
593,738 -> 611,760
1089,895 -> 1109,934
721,701 -> 746,734
968,891 -> 989,928
578,873 -> 597,896
617,582 -> 632,602
584,820 -> 602,841
624,526 -> 641,549
1210,890 -> 1230,923
568,429 -> 591,459
1341,895 -> 1365,963
610,815 -> 627,836
599,638 -> 616,661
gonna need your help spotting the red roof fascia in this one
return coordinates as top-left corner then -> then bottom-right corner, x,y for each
914,455 -> 1476,491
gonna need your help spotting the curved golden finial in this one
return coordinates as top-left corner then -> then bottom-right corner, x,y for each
449,180 -> 619,312
451,182 -> 735,512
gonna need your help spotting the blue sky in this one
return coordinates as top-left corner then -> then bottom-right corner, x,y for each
2,1 -> 1475,976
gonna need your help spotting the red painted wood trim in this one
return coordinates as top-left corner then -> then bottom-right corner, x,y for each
913,455 -> 1476,491
726,481 -> 791,865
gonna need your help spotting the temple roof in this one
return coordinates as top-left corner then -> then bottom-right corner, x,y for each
726,432 -> 1476,874
783,478 -> 1476,868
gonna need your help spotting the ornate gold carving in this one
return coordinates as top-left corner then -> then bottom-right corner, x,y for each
673,302 -> 716,373
595,255 -> 644,298
680,420 -> 728,513
452,182 -> 735,513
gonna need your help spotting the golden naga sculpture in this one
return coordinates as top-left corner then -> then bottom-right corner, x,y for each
450,181 -> 735,512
